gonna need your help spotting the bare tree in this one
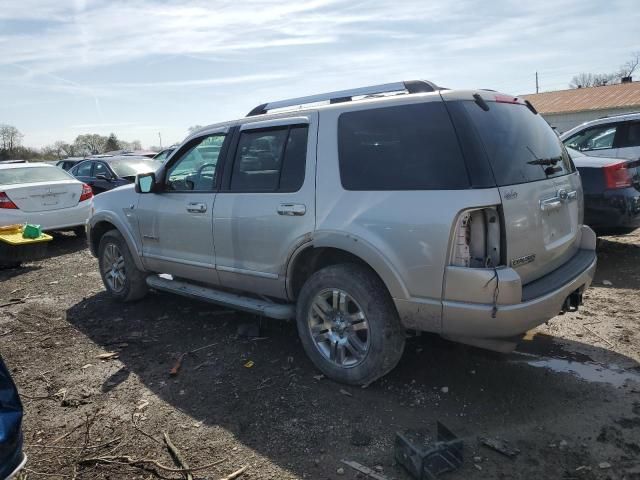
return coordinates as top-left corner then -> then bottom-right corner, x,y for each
0,124 -> 24,153
74,134 -> 107,155
570,52 -> 640,88
618,51 -> 640,79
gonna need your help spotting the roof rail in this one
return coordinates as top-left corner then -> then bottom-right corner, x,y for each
246,79 -> 441,116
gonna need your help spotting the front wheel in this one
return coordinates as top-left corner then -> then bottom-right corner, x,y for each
296,264 -> 405,385
98,230 -> 148,302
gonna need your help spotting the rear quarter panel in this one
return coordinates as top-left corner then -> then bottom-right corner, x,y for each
315,102 -> 502,304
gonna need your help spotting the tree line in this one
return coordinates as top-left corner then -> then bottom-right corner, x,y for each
0,125 -> 145,162
569,51 -> 639,89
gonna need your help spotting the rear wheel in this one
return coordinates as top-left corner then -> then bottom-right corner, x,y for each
98,230 -> 148,301
296,263 -> 405,385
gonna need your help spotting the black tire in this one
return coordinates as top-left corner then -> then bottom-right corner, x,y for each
73,226 -> 87,238
98,230 -> 148,302
296,263 -> 405,385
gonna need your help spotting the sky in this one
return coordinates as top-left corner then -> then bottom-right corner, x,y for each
0,0 -> 638,149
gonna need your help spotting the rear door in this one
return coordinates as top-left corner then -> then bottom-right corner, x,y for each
213,114 -> 317,298
454,96 -> 582,283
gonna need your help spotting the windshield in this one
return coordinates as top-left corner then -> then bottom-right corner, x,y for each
110,160 -> 157,177
0,166 -> 74,185
462,101 -> 574,186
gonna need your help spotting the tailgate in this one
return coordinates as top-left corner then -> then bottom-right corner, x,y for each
499,173 -> 582,283
451,94 -> 583,284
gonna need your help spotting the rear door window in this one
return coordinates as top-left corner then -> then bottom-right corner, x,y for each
563,124 -> 618,152
229,124 -> 308,192
338,102 -> 469,190
462,101 -> 574,186
73,161 -> 93,177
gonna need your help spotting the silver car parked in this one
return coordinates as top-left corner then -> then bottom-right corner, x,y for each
88,80 -> 597,385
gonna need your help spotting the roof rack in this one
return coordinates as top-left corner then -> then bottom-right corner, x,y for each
246,79 -> 441,116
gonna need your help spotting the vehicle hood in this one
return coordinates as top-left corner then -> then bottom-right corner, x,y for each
0,357 -> 24,478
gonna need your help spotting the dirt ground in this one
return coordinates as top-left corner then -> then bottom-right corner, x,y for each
1,231 -> 639,480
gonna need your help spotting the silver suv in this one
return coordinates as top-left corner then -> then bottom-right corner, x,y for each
88,80 -> 597,385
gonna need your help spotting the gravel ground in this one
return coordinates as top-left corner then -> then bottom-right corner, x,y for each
1,231 -> 639,480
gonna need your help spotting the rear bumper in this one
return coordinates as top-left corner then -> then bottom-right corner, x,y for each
395,225 -> 597,344
0,200 -> 92,231
440,250 -> 596,339
584,188 -> 640,230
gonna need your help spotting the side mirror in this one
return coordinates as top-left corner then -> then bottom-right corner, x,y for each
136,172 -> 156,193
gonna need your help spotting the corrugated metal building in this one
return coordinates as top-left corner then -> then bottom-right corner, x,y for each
522,81 -> 640,133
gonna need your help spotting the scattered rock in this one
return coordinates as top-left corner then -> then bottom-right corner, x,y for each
599,462 -> 612,469
602,280 -> 613,286
350,429 -> 372,447
336,467 -> 345,475
340,388 -> 353,397
473,456 -> 482,462
441,386 -> 449,394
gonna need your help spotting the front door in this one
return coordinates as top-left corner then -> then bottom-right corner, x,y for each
213,115 -> 317,298
137,130 -> 228,285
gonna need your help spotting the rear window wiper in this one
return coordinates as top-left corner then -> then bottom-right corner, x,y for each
527,157 -> 560,166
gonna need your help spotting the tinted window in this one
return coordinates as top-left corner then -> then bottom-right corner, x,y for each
463,101 -> 573,186
338,102 -> 469,190
166,134 -> 225,191
230,125 -> 308,192
111,159 -> 157,177
94,162 -> 110,178
563,124 -> 617,151
74,161 -> 93,177
0,166 -> 73,185
621,121 -> 640,148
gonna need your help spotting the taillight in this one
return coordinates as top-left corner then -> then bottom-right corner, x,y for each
603,162 -> 632,189
79,183 -> 94,202
0,192 -> 18,209
451,207 -> 501,268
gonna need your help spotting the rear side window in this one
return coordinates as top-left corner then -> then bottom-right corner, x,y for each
563,124 -> 618,152
230,125 -> 308,192
338,102 -> 469,190
73,161 -> 93,177
462,101 -> 574,186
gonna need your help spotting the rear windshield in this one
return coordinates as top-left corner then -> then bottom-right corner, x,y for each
0,166 -> 73,185
110,160 -> 157,178
462,101 -> 574,186
338,102 -> 470,190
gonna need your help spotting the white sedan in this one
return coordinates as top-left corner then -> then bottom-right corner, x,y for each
0,162 -> 93,233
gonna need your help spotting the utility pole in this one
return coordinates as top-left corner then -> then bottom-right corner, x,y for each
158,132 -> 162,149
535,71 -> 539,94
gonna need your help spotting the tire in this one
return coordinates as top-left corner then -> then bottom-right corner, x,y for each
98,230 -> 148,302
296,263 -> 406,385
73,226 -> 87,238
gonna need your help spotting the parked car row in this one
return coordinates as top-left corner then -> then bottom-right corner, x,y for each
561,113 -> 640,233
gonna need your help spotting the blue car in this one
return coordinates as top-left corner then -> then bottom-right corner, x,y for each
0,357 -> 25,479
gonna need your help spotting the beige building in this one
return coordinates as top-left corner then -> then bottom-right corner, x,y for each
522,81 -> 640,134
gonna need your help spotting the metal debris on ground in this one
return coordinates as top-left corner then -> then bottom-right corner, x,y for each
244,360 -> 254,368
341,460 -> 390,480
479,436 -> 521,458
95,352 -> 119,360
395,422 -> 463,480
339,388 -> 353,397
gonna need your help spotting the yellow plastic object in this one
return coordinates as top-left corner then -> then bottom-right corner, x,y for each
0,230 -> 53,246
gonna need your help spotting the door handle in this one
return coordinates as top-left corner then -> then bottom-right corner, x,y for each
540,198 -> 562,212
186,202 -> 207,213
277,203 -> 306,216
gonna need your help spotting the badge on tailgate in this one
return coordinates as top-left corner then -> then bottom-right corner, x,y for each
511,253 -> 536,268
